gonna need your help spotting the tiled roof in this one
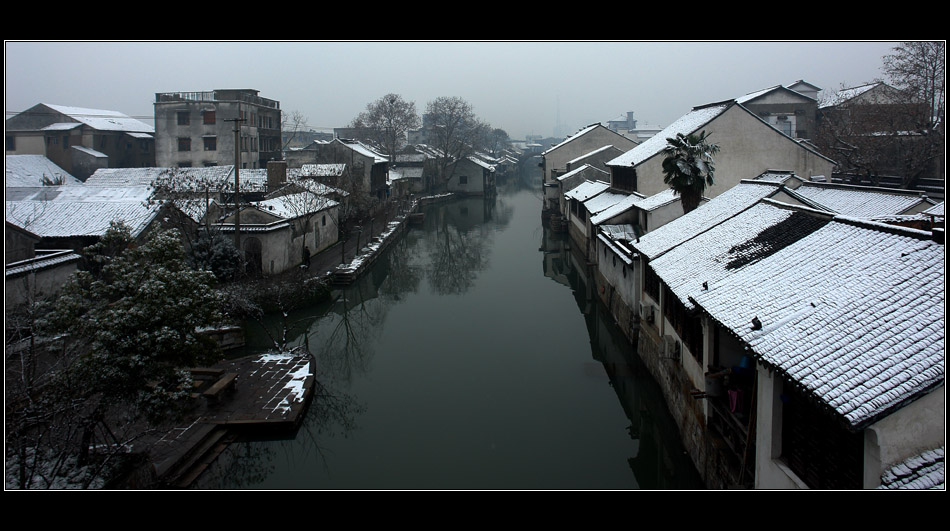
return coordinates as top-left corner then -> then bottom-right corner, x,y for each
6,200 -> 162,238
584,190 -> 629,216
788,183 -> 932,218
691,208 -> 945,428
606,104 -> 730,168
632,181 -> 783,260
634,188 -> 681,211
42,104 -> 154,133
590,192 -> 647,225
253,192 -> 338,220
650,201 -> 823,311
879,447 -> 945,489
564,180 -> 609,202
5,155 -> 81,187
541,124 -> 601,155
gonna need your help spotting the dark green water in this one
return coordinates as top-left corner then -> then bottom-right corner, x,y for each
198,173 -> 704,490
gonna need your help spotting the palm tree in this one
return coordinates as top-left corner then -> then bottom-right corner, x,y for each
661,130 -> 721,214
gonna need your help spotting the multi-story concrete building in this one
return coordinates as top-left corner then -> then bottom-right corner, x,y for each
154,89 -> 282,169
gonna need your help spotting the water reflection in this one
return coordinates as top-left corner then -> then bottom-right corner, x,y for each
200,169 -> 702,489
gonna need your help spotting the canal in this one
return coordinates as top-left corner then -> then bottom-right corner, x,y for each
197,169 -> 704,490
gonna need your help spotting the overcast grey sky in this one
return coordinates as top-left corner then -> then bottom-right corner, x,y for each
5,41 -> 899,140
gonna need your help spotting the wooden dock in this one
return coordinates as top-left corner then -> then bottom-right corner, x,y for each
146,351 -> 315,488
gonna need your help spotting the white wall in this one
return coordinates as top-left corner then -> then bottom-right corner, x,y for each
633,106 -> 834,199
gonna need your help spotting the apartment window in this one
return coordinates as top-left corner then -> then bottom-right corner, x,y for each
203,137 -> 217,151
178,137 -> 191,151
203,110 -> 216,124
177,111 -> 190,125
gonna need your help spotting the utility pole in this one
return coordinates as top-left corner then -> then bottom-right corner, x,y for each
226,110 -> 246,252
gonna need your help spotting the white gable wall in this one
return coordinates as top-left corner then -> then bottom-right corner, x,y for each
630,105 -> 834,199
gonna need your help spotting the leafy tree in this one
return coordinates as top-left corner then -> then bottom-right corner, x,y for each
6,222 -> 226,487
189,228 -> 243,281
48,222 -> 224,413
349,93 -> 421,158
661,130 -> 720,214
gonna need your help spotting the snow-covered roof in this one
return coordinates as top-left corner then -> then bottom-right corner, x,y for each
467,156 -> 495,172
583,190 -> 629,216
600,224 -> 639,242
690,205 -> 945,429
923,202 -> 944,216
566,144 -> 616,165
818,82 -> 883,108
298,163 -> 346,178
40,122 -> 82,131
41,104 -> 154,133
753,169 -> 801,184
735,84 -> 817,104
589,192 -> 647,226
6,199 -> 162,238
337,139 -> 388,164
541,123 -> 601,156
85,166 -> 264,193
634,188 -> 681,211
5,155 -> 81,187
556,164 -> 609,183
5,249 -> 81,278
253,192 -> 338,220
606,104 -> 731,168
787,183 -> 934,218
633,181 -> 784,260
85,167 -> 176,187
564,180 -> 609,202
7,184 -> 153,203
71,145 -> 107,158
878,447 -> 945,489
651,201 -> 827,311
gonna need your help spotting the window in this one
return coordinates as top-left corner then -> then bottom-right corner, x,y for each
6,136 -> 14,150
178,137 -> 191,151
62,136 -> 69,148
203,110 -> 216,124
781,382 -> 864,489
203,137 -> 217,151
322,215 -> 326,226
177,111 -> 190,125
177,161 -> 192,168
459,175 -> 468,185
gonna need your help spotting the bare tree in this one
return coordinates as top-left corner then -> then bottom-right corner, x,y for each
815,42 -> 945,188
282,110 -> 310,150
349,94 -> 421,159
424,96 -> 491,192
883,41 -> 946,130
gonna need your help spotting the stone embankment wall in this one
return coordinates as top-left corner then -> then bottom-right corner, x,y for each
593,267 -> 745,489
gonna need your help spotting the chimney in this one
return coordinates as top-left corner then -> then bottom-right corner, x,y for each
626,111 -> 637,130
267,160 -> 287,192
